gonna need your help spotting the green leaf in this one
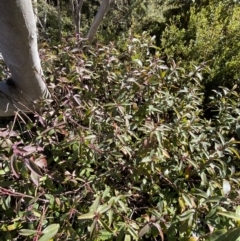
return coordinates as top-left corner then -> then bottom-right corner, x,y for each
102,186 -> 110,199
182,193 -> 194,208
84,135 -> 97,140
194,188 -> 208,199
1,222 -> 18,231
10,154 -> 19,178
28,196 -> 39,206
90,196 -> 101,212
124,234 -> 131,241
217,211 -> 240,221
118,200 -> 128,213
205,196 -> 227,204
206,229 -> 227,241
127,226 -> 138,239
98,219 -> 113,233
178,209 -> 195,221
77,212 -> 95,220
141,157 -> 151,163
89,219 -> 97,240
99,230 -> 112,240
30,171 -> 39,186
227,147 -> 240,159
218,132 -> 225,145
19,229 -> 37,236
236,206 -> 240,216
38,224 -> 60,241
97,204 -> 111,214
108,209 -> 113,226
42,223 -> 60,234
208,227 -> 240,241
116,226 -> 125,241
2,196 -> 11,210
138,224 -> 150,238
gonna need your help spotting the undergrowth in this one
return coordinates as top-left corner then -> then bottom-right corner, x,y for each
1,33 -> 240,241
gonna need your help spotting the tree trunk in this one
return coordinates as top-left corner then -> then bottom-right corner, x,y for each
87,0 -> 112,43
0,0 -> 49,117
75,0 -> 84,36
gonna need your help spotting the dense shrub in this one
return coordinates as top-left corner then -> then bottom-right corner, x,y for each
1,33 -> 240,240
160,1 -> 240,88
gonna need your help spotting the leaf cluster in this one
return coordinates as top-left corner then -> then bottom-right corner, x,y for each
1,32 -> 240,240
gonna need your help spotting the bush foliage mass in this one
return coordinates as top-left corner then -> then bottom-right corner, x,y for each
1,1 -> 240,240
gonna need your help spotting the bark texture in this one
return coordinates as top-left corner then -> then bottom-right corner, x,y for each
0,0 -> 49,116
87,0 -> 111,43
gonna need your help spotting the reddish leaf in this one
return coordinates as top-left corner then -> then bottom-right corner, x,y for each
25,159 -> 43,177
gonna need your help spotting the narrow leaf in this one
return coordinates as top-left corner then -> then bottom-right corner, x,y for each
152,222 -> 164,240
98,219 -> 113,233
39,223 -> 60,241
227,147 -> 240,159
19,229 -> 37,236
42,223 -> 60,234
25,159 -> 42,177
182,193 -> 193,208
78,212 -> 95,220
10,154 -> 19,178
124,234 -> 131,241
118,200 -> 128,213
90,196 -> 101,212
138,224 -> 150,238
178,209 -> 195,221
211,227 -> 240,241
217,211 -> 240,221
30,171 -> 39,186
97,204 -> 111,214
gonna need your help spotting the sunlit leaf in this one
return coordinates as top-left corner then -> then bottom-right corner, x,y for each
124,234 -> 131,241
97,204 -> 111,214
1,222 -> 18,231
19,229 -> 37,236
90,196 -> 101,212
77,212 -> 95,220
178,209 -> 195,221
222,179 -> 231,196
39,224 -> 60,241
118,200 -> 128,213
182,193 -> 195,208
217,211 -> 240,221
30,171 -> 39,186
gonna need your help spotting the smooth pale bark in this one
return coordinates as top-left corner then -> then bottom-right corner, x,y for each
87,0 -> 112,43
75,0 -> 84,36
0,0 -> 49,117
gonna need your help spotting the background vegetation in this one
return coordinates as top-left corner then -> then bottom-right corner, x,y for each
1,0 -> 240,240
